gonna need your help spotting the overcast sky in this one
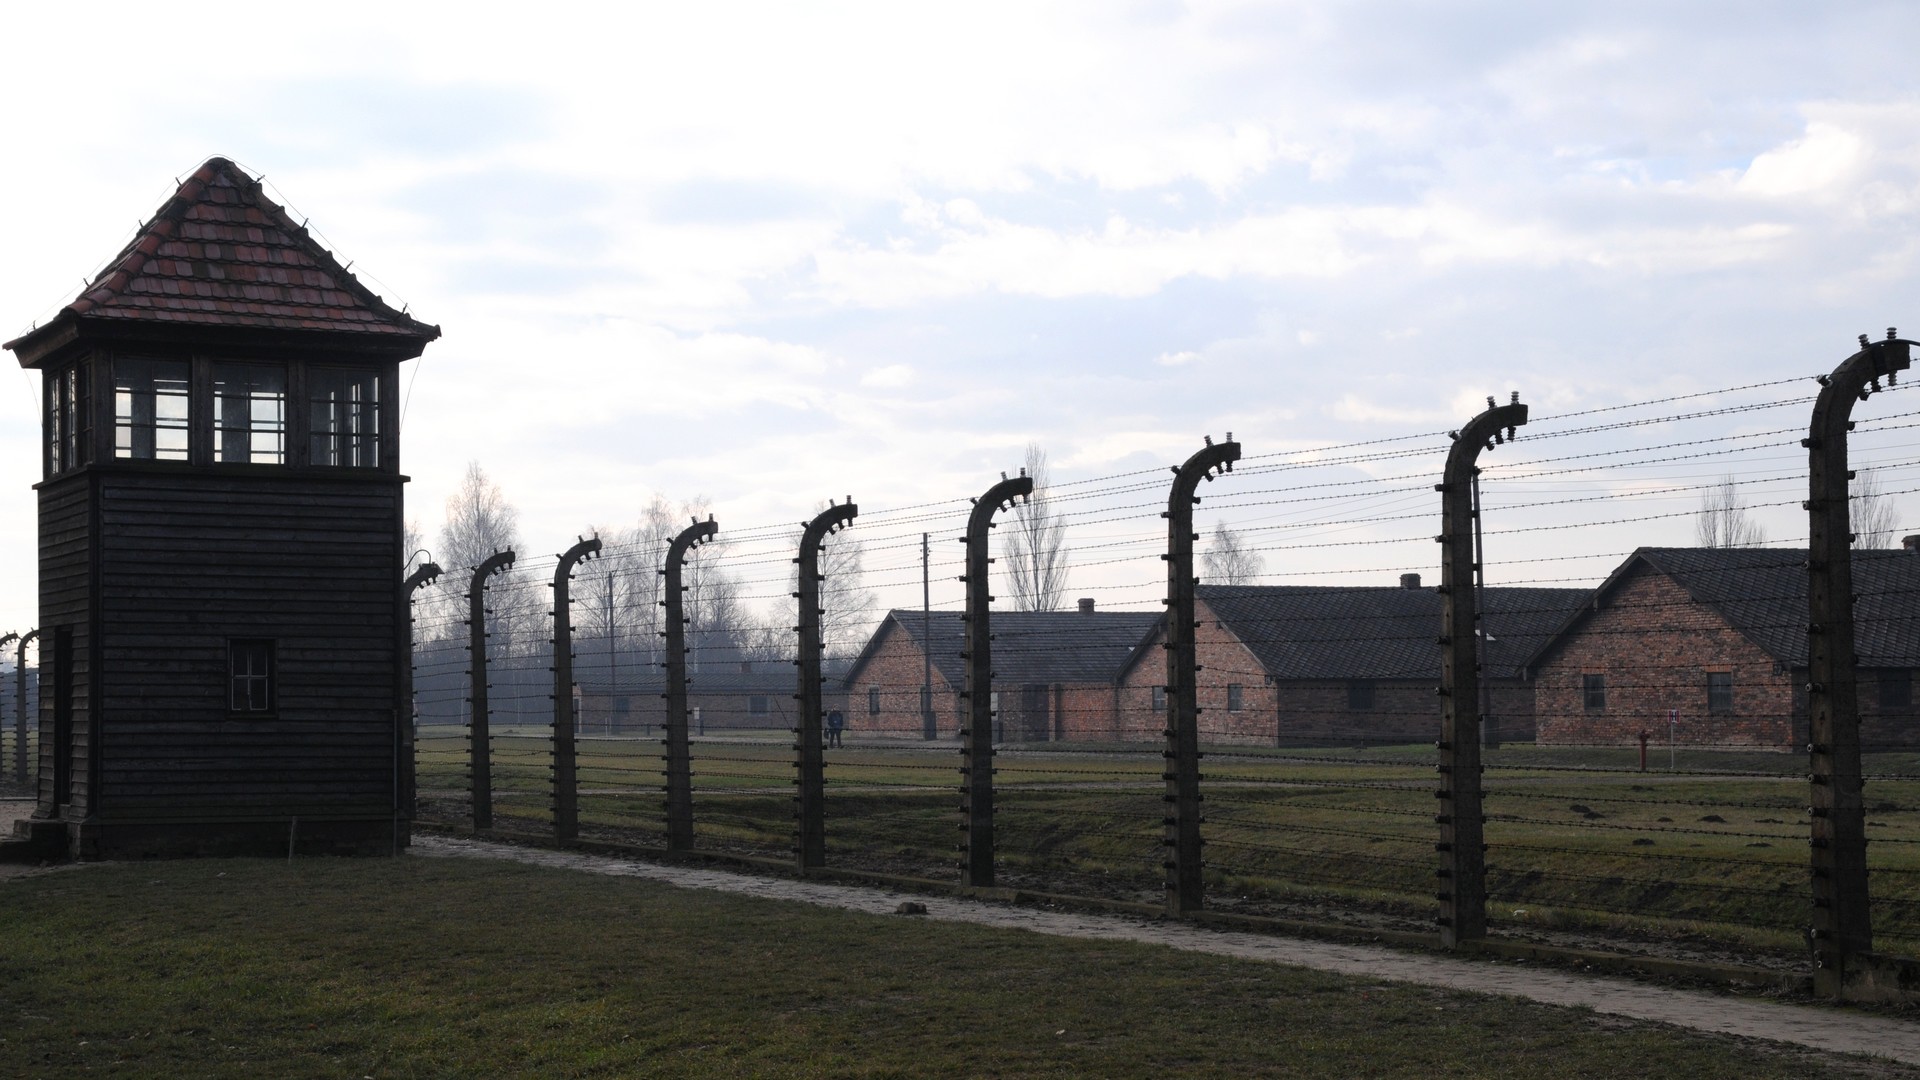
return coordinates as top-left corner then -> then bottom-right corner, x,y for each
3,1 -> 1919,634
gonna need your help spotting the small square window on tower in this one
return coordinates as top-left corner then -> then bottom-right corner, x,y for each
229,639 -> 275,713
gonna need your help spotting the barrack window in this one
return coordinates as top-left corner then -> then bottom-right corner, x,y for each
1583,674 -> 1607,711
1347,680 -> 1375,711
1706,671 -> 1733,714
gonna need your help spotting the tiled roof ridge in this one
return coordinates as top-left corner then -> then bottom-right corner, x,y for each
9,156 -> 438,352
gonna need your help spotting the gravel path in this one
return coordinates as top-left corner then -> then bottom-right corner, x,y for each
416,834 -> 1920,1068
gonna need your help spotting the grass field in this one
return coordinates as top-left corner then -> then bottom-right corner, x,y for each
416,730 -> 1920,961
0,855 -> 1907,1078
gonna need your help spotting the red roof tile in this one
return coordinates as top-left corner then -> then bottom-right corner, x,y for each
7,157 -> 438,355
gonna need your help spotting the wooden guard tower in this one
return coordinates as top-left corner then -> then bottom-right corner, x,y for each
3,158 -> 439,858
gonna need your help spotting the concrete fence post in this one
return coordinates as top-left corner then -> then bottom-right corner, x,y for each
1807,328 -> 1912,996
1163,435 -> 1241,916
662,517 -> 717,851
400,563 -> 441,843
1437,393 -> 1527,947
793,500 -> 858,871
14,631 -> 35,787
552,536 -> 603,842
960,472 -> 1034,888
0,626 -> 15,776
466,550 -> 515,831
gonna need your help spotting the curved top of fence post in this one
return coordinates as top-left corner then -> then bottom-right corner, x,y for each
966,475 -> 1035,541
556,536 -> 602,580
403,562 -> 443,595
1812,329 -> 1913,440
18,629 -> 37,651
800,501 -> 858,557
1167,436 -> 1240,514
468,549 -> 515,594
0,632 -> 15,649
666,517 -> 719,571
1444,393 -> 1528,482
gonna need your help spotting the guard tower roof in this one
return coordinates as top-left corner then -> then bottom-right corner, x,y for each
7,156 -> 439,367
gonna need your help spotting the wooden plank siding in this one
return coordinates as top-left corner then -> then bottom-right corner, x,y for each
35,474 -> 92,817
88,470 -> 403,826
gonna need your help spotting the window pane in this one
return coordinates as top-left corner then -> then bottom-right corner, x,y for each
1347,680 -> 1375,711
308,368 -> 380,467
114,358 -> 190,460
1886,671 -> 1913,709
1707,672 -> 1733,713
1583,674 -> 1606,711
229,640 -> 274,713
213,363 -> 286,464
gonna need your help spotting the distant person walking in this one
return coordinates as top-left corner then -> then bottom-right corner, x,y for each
825,709 -> 845,748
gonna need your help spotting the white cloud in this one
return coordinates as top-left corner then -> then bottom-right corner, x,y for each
860,364 -> 915,388
1738,121 -> 1868,198
1155,350 -> 1201,367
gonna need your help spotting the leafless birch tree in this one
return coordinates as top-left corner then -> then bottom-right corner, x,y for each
1003,442 -> 1069,611
1695,475 -> 1765,548
1852,467 -> 1901,548
1202,521 -> 1265,585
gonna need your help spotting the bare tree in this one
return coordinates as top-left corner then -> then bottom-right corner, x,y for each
435,460 -> 532,644
438,460 -> 522,570
1202,521 -> 1265,585
1696,475 -> 1765,548
1852,467 -> 1901,548
1003,442 -> 1070,611
778,510 -> 879,660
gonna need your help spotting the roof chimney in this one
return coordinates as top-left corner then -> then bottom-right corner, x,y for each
1400,573 -> 1422,589
1078,597 -> 1095,614
1905,535 -> 1920,552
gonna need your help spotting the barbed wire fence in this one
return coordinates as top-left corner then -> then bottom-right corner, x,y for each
406,342 -> 1920,996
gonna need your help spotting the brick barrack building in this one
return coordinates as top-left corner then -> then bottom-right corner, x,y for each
1528,545 -> 1920,749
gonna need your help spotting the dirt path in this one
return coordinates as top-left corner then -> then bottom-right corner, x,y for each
415,834 -> 1920,1068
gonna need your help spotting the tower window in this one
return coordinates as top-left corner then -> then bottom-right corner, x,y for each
114,357 -> 190,460
229,639 -> 275,713
213,362 -> 286,464
309,368 -> 380,467
46,361 -> 92,476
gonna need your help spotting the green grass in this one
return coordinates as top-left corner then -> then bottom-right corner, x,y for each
413,733 -> 1920,959
0,856 -> 1903,1078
